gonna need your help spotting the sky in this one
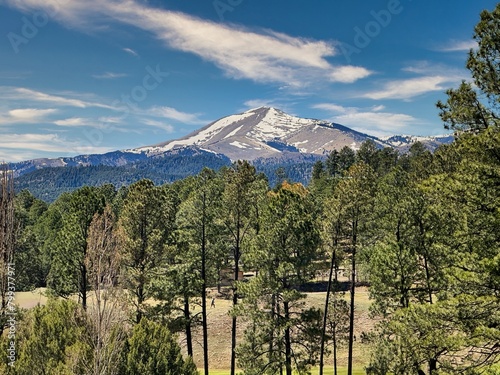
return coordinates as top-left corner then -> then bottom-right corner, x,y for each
0,0 -> 498,162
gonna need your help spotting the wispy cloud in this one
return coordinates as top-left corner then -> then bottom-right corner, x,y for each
0,86 -> 115,109
123,47 -> 139,57
92,72 -> 128,79
0,71 -> 32,80
0,108 -> 57,125
437,39 -> 477,52
244,99 -> 275,109
54,117 -> 93,127
141,119 -> 175,132
147,106 -> 205,124
313,102 -> 417,136
3,0 -> 371,87
0,133 -> 111,157
362,76 -> 450,100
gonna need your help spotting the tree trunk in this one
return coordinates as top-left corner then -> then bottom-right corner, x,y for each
429,357 -> 437,374
333,254 -> 339,375
184,295 -> 193,357
230,238 -> 240,375
319,247 -> 336,375
277,297 -> 283,375
284,300 -> 292,375
347,221 -> 357,375
136,282 -> 144,324
420,219 -> 433,305
269,293 -> 276,367
81,262 -> 88,310
333,322 -> 338,375
201,193 -> 209,375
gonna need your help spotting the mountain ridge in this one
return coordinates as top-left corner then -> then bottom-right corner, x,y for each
9,107 -> 453,191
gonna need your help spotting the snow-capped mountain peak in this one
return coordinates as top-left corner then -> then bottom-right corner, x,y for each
124,107 -> 454,160
130,106 -> 377,160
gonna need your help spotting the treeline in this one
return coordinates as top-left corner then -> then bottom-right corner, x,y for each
13,147 -> 319,204
14,148 -> 233,202
1,122 -> 500,374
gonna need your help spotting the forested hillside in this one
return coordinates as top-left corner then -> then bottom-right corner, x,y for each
1,4 -> 500,375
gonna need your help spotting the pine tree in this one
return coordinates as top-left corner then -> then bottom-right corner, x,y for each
119,179 -> 175,323
220,160 -> 266,375
48,186 -> 107,310
236,182 -> 322,375
333,163 -> 376,375
123,318 -> 198,375
175,168 -> 224,374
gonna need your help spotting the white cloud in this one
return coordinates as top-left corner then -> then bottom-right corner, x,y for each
0,132 -> 114,160
98,116 -> 122,124
141,119 -> 175,132
0,108 -> 57,125
54,117 -> 91,126
402,61 -> 467,80
9,108 -> 57,120
123,47 -> 139,57
147,106 -> 205,124
329,66 -> 372,83
362,76 -> 450,100
92,72 -> 128,79
243,99 -> 274,109
313,102 -> 417,135
0,86 -> 115,109
371,105 -> 385,112
438,40 -> 477,52
3,0 -> 371,86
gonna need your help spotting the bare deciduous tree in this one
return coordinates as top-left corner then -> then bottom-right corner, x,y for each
85,205 -> 127,375
0,164 -> 15,315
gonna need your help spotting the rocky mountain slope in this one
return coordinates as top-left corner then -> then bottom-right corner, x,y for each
129,106 -> 386,160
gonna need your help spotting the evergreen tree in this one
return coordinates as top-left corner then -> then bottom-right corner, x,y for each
119,179 -> 175,323
333,163 -> 376,375
13,190 -> 48,291
174,168 -> 224,373
3,299 -> 92,375
123,318 -> 198,375
319,193 -> 347,375
437,4 -> 500,132
338,146 -> 356,172
221,160 -> 266,375
48,186 -> 108,309
236,182 -> 322,375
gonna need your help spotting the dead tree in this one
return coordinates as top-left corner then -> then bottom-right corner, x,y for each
0,164 -> 15,314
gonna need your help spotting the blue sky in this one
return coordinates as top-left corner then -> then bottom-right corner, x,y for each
0,0 -> 497,162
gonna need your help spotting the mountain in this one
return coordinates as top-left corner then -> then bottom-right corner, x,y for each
129,106 -> 387,160
382,134 -> 455,152
10,106 -> 453,200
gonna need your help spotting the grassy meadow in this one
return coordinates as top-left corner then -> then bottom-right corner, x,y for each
14,287 -> 374,374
